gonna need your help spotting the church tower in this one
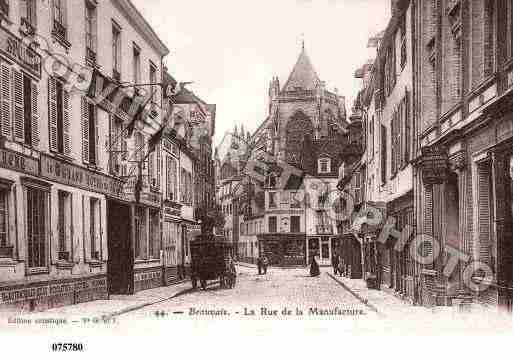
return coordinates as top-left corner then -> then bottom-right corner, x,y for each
264,44 -> 348,168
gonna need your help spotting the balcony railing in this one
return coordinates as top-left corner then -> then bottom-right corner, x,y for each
316,225 -> 333,235
52,21 -> 67,43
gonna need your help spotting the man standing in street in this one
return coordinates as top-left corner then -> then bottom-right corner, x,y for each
257,256 -> 262,275
262,255 -> 269,274
331,253 -> 340,276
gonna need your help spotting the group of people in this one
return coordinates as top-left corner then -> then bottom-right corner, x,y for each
257,255 -> 269,275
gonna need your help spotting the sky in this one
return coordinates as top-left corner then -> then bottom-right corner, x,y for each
132,0 -> 390,147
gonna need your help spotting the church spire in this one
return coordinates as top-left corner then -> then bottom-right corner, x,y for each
282,41 -> 320,92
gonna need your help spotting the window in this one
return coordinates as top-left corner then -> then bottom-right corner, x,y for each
20,0 -> 37,29
50,78 -> 70,154
0,0 -> 8,18
354,172 -> 362,204
89,197 -> 100,260
134,206 -> 146,260
109,116 -> 123,175
268,216 -> 277,233
149,210 -> 160,259
149,62 -> 157,104
85,0 -> 97,62
318,157 -> 331,174
290,191 -> 301,208
133,44 -> 141,85
88,102 -> 97,164
268,192 -> 277,208
112,22 -> 121,80
369,115 -> 374,158
1,65 -> 39,147
52,0 -> 67,40
26,186 -> 48,269
0,188 -> 8,251
57,190 -> 71,260
291,216 -> 300,233
400,15 -> 407,70
381,125 -> 387,184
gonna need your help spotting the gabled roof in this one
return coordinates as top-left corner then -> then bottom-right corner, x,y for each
282,45 -> 320,92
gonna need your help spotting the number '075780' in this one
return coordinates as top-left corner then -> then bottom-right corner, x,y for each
51,343 -> 84,352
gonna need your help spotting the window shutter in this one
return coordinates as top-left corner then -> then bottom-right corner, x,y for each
12,69 -> 24,142
391,114 -> 396,176
381,125 -> 387,183
0,64 -> 11,139
31,82 -> 39,148
48,78 -> 58,151
81,97 -> 90,163
166,156 -> 171,199
478,163 -> 492,266
404,91 -> 410,163
63,89 -> 70,155
156,145 -> 161,189
94,106 -> 99,163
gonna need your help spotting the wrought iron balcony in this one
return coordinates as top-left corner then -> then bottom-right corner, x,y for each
52,21 -> 67,43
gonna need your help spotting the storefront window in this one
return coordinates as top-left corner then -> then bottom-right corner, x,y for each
27,186 -> 48,269
0,188 -> 8,248
149,210 -> 160,259
134,206 -> 147,260
90,197 -> 100,260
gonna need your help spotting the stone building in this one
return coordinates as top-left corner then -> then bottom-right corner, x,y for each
233,45 -> 351,267
0,0 -> 169,310
412,0 -> 513,311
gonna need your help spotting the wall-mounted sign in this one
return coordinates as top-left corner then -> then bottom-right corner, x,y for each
0,148 -> 39,176
40,154 -> 125,198
0,27 -> 41,78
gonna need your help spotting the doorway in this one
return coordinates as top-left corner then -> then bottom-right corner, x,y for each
320,237 -> 331,265
107,200 -> 133,294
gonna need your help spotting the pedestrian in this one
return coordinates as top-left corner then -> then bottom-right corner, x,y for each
337,256 -> 343,276
310,256 -> 320,277
331,253 -> 339,276
257,256 -> 262,275
262,255 -> 269,274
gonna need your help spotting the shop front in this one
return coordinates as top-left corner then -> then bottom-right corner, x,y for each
258,233 -> 306,266
306,236 -> 340,266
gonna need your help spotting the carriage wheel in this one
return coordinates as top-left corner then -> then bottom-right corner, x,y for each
200,279 -> 207,290
192,277 -> 198,289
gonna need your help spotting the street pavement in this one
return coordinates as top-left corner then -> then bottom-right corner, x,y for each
3,265 -> 513,335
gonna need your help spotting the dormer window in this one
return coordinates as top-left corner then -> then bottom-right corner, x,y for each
318,157 -> 331,174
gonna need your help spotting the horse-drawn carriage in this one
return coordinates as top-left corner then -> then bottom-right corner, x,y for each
190,235 -> 236,290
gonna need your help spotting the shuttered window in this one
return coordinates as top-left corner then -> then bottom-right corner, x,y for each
49,78 -> 69,154
0,63 -> 11,139
477,162 -> 492,267
381,125 -> 387,183
27,186 -> 48,269
12,69 -> 24,142
81,97 -> 98,164
0,188 -> 8,248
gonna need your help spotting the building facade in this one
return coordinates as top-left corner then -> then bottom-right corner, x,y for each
413,0 -> 513,311
223,46 -> 352,267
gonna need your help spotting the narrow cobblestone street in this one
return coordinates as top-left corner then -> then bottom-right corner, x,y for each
133,266 -> 375,320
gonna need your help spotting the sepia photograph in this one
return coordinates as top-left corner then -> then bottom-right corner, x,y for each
0,0 -> 512,356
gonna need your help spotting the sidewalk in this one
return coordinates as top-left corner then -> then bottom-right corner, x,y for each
326,272 -> 430,318
20,280 -> 192,320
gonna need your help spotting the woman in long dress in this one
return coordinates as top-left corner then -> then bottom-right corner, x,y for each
310,256 -> 320,277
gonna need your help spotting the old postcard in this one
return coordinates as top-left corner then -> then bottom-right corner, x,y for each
0,0 -> 512,356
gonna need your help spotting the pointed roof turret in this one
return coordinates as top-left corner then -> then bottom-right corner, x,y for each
282,44 -> 320,92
